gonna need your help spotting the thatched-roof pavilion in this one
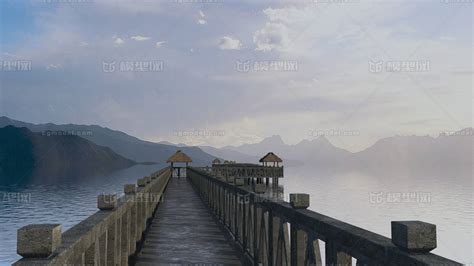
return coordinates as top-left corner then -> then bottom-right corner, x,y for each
167,150 -> 192,163
167,150 -> 192,178
259,152 -> 282,165
212,158 -> 221,165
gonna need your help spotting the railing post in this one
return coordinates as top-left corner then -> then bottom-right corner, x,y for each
290,225 -> 306,266
98,230 -> 107,265
290,193 -> 309,266
106,220 -> 117,265
84,238 -> 97,265
121,209 -> 130,265
391,221 -> 436,252
325,241 -> 352,266
268,211 -> 274,266
17,224 -> 62,258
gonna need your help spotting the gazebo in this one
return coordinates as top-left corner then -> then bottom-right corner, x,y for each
212,158 -> 221,165
167,150 -> 192,178
259,152 -> 283,167
259,152 -> 283,185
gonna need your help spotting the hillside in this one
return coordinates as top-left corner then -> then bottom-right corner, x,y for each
0,116 -> 216,166
0,126 -> 136,184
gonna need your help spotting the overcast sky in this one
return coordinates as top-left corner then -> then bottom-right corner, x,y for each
0,0 -> 472,151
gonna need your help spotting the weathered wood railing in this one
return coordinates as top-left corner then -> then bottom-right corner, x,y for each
14,167 -> 171,266
187,167 -> 462,266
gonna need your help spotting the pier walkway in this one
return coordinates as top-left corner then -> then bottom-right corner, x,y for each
13,157 -> 462,266
134,176 -> 242,265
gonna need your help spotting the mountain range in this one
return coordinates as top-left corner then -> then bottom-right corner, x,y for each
0,116 -> 215,166
0,116 -> 471,184
0,126 -> 136,184
214,130 -> 473,170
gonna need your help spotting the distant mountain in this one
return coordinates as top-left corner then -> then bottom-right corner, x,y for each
219,129 -> 473,169
0,116 -> 216,166
199,145 -> 259,163
224,135 -> 287,156
223,135 -> 350,166
352,129 -> 473,169
0,126 -> 136,184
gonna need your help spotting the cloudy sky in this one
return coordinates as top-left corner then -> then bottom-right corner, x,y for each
0,0 -> 472,151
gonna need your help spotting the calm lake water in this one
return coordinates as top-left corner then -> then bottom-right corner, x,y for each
0,164 -> 472,264
280,166 -> 473,264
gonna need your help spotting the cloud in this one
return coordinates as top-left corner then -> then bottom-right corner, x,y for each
131,35 -> 150,41
155,41 -> 166,48
46,64 -> 62,70
218,36 -> 243,50
79,41 -> 89,47
198,10 -> 207,24
253,22 -> 290,52
114,37 -> 125,46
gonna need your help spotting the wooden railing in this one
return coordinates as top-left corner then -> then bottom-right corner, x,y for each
14,167 -> 171,266
187,167 -> 462,266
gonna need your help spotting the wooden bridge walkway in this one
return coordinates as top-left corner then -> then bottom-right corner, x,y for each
134,176 -> 243,265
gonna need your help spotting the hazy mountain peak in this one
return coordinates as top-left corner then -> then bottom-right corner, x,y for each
261,135 -> 285,145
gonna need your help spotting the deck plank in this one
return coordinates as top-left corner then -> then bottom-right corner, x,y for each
135,177 -> 243,265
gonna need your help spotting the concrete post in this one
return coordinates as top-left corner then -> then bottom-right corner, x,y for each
391,221 -> 437,252
325,241 -> 352,266
121,210 -> 130,265
97,195 -> 117,210
290,194 -> 309,209
106,220 -> 117,266
17,224 -> 61,258
290,225 -> 305,266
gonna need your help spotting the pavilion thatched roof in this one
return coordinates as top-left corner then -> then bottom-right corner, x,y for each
212,158 -> 221,164
259,152 -> 282,163
166,150 -> 192,163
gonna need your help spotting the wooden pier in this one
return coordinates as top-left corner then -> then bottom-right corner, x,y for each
13,152 -> 463,266
133,176 -> 244,265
